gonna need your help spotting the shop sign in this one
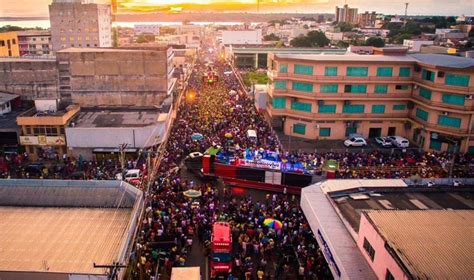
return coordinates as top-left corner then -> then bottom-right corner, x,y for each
19,136 -> 39,145
238,158 -> 281,170
19,136 -> 66,146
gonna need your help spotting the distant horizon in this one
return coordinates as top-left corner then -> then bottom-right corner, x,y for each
1,0 -> 473,18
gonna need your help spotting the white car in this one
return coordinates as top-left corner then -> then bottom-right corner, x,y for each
375,137 -> 393,147
344,137 -> 367,147
387,136 -> 410,148
115,169 -> 142,181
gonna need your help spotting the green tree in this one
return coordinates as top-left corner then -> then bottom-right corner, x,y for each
336,22 -> 354,32
0,25 -> 25,32
136,34 -> 155,43
365,37 -> 385,47
290,31 -> 330,47
290,36 -> 311,47
263,33 -> 280,41
394,33 -> 412,44
112,27 -> 119,47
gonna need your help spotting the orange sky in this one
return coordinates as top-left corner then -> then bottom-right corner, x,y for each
0,0 -> 471,17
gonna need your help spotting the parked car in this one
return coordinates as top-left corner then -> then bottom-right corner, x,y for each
344,137 -> 367,147
387,136 -> 410,148
375,137 -> 393,147
115,169 -> 142,181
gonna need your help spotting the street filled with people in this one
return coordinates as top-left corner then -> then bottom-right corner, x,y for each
0,42 -> 472,280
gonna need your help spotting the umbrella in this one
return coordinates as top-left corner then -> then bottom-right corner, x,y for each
263,218 -> 283,231
191,133 -> 204,141
225,132 -> 233,138
183,189 -> 202,198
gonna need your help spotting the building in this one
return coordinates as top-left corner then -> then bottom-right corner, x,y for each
0,32 -> 19,57
300,179 -> 474,280
134,24 -> 160,35
0,57 -> 58,100
49,0 -> 112,52
0,93 -> 25,152
358,210 -> 473,280
16,30 -> 52,56
266,50 -> 474,153
358,11 -> 377,27
403,39 -> 434,52
0,179 -> 143,280
16,103 -> 80,160
227,46 -> 347,69
335,4 -> 359,25
56,47 -> 175,106
221,30 -> 263,45
65,106 -> 173,159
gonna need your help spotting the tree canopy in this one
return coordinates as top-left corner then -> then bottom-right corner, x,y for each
365,37 -> 385,47
290,31 -> 330,47
263,33 -> 280,41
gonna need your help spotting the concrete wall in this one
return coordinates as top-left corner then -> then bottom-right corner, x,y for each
357,214 -> 409,280
57,49 -> 172,106
0,60 -> 58,100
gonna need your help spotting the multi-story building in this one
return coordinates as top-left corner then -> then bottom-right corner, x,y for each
55,47 -> 175,106
0,32 -> 20,57
266,50 -> 474,153
16,30 -> 52,56
17,104 -> 80,160
335,4 -> 359,25
358,11 -> 377,27
49,0 -> 112,52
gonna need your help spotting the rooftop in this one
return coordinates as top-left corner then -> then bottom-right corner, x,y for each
274,54 -> 417,63
331,186 -> 474,232
0,207 -> 131,274
0,92 -> 19,105
57,46 -> 170,53
16,30 -> 51,37
71,106 -> 170,128
410,53 -> 474,69
365,210 -> 474,279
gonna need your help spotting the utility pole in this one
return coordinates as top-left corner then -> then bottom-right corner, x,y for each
119,143 -> 128,180
405,2 -> 409,17
93,262 -> 126,280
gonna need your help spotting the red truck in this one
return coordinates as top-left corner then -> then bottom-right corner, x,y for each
210,222 -> 232,279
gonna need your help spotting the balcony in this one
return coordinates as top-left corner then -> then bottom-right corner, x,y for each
411,94 -> 474,112
269,88 -> 412,100
413,77 -> 474,93
269,72 -> 413,83
410,115 -> 470,135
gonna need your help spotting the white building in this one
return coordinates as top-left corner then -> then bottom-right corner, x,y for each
0,92 -> 18,115
49,0 -> 112,52
221,30 -> 262,45
403,39 -> 434,52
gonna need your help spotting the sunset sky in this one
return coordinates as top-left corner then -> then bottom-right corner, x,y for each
0,0 -> 472,17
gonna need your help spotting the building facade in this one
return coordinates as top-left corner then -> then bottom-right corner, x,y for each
16,30 -> 52,56
16,104 -> 80,160
0,32 -> 19,57
335,5 -> 359,25
266,51 -> 474,153
358,11 -> 377,27
56,47 -> 175,106
49,0 -> 112,52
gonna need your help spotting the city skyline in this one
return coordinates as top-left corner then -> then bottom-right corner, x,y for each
1,0 -> 473,17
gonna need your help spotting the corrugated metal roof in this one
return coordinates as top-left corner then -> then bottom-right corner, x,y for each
301,183 -> 377,280
366,210 -> 474,279
320,179 -> 407,194
411,53 -> 474,69
0,207 -> 132,274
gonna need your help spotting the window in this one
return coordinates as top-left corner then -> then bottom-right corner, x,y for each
291,101 -> 312,112
279,64 -> 288,73
393,104 -> 407,110
438,115 -> 461,128
344,84 -> 367,93
374,84 -> 388,94
419,87 -> 432,100
343,104 -> 365,113
292,82 -> 313,93
422,69 -> 435,82
371,105 -> 385,114
293,123 -> 306,135
363,238 -> 375,261
274,80 -> 287,89
347,67 -> 368,76
294,64 -> 313,75
445,73 -> 470,87
399,67 -> 411,77
325,67 -> 338,76
376,67 -> 393,77
319,127 -> 331,137
416,108 -> 429,121
318,104 -> 336,113
272,97 -> 286,109
395,84 -> 409,90
442,93 -> 465,106
320,84 -> 338,93
430,139 -> 442,151
0,40 -> 4,46
12,39 -> 16,44
385,269 -> 395,280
